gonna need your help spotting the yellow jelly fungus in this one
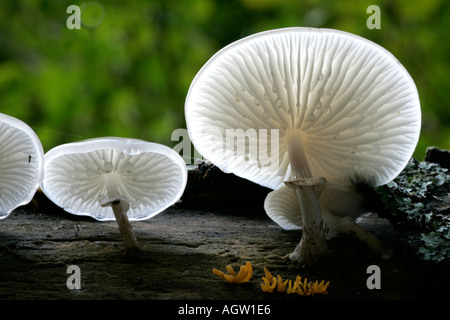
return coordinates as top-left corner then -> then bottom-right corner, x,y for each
276,275 -> 288,292
261,267 -> 288,293
263,267 -> 274,282
260,268 -> 330,296
286,280 -> 293,294
311,280 -> 330,295
260,276 -> 277,293
212,261 -> 253,283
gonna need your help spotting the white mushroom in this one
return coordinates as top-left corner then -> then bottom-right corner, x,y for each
0,113 -> 44,219
41,137 -> 187,259
185,28 -> 421,266
264,184 -> 392,260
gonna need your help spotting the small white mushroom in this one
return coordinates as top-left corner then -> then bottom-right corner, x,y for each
264,184 -> 393,260
0,113 -> 44,219
41,137 -> 187,259
185,28 -> 421,266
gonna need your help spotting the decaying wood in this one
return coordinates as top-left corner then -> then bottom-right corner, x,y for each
0,163 -> 447,300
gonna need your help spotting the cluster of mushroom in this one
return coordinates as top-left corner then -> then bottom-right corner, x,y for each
1,27 -> 422,267
0,114 -> 187,259
185,27 -> 421,266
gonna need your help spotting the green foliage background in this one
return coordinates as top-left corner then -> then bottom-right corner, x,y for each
0,0 -> 449,160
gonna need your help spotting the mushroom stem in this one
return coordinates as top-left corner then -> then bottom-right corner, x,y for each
285,180 -> 328,265
285,130 -> 327,266
110,199 -> 142,260
102,173 -> 141,260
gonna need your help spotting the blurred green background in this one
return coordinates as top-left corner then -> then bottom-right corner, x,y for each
0,0 -> 448,161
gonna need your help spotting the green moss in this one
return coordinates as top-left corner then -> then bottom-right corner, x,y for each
375,159 -> 450,263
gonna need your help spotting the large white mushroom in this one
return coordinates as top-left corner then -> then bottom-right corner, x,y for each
185,28 -> 421,266
41,137 -> 187,259
0,113 -> 44,219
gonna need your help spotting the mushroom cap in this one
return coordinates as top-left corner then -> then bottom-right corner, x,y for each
41,137 -> 187,221
0,113 -> 44,219
185,27 -> 421,189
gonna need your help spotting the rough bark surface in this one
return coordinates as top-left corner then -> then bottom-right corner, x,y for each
0,163 -> 447,300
